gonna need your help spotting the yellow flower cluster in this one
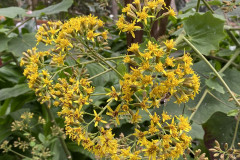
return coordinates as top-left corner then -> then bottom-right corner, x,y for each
117,0 -> 176,38
21,9 -> 199,160
120,41 -> 200,106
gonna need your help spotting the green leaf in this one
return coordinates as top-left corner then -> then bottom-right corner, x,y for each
189,122 -> 204,140
203,112 -> 240,148
38,133 -> 45,143
227,109 -> 239,117
205,79 -> 225,94
51,139 -> 67,160
116,62 -> 127,76
0,7 -> 25,18
183,12 -> 225,55
8,33 -> 51,57
8,33 -> 36,57
86,63 -> 110,86
217,49 -> 234,57
0,34 -> 10,52
0,84 -> 30,101
27,0 -> 73,17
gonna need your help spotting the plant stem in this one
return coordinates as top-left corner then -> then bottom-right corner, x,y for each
201,0 -> 214,13
230,113 -> 240,149
10,149 -> 32,159
226,30 -> 240,47
189,89 -> 208,120
6,18 -> 32,36
88,48 -> 123,78
183,36 -> 240,107
196,0 -> 201,12
219,49 -> 240,74
207,90 -> 235,108
91,93 -> 107,96
44,105 -> 72,160
206,55 -> 239,68
88,68 -> 113,80
85,100 -> 113,128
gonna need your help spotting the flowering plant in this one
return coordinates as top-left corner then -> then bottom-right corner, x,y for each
19,0 -> 202,159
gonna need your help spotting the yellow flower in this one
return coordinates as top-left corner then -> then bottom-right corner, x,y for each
136,7 -> 149,24
164,39 -> 176,51
106,86 -> 120,102
122,20 -> 141,38
143,140 -> 159,160
131,110 -> 142,123
167,7 -> 177,18
106,105 -> 124,125
93,110 -> 107,127
87,30 -> 100,42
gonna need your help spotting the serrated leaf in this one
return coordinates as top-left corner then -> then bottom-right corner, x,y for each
205,79 -> 225,94
227,109 -> 239,117
0,7 -> 26,18
27,0 -> 73,17
0,84 -> 30,101
183,12 -> 225,55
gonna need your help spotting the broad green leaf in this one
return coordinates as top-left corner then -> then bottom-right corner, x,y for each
227,109 -> 239,117
66,142 -> 95,159
27,0 -> 73,17
51,139 -> 68,160
183,12 -> 225,55
203,112 -> 240,148
8,33 -> 36,57
0,7 -> 25,18
0,84 -> 30,101
0,34 -> 10,52
189,122 -> 204,140
8,33 -> 52,57
116,62 -> 127,76
86,63 -> 110,86
205,79 -> 225,94
217,49 -> 234,57
0,99 -> 10,116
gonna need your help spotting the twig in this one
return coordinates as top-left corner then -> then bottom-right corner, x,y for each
201,0 -> 214,13
189,89 -> 208,120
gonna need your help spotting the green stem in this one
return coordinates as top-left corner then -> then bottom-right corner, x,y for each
207,90 -> 235,108
196,0 -> 201,12
88,68 -> 113,80
230,113 -> 240,149
219,49 -> 240,74
44,105 -> 72,160
226,30 -> 240,47
201,0 -> 214,13
183,36 -> 240,107
6,18 -> 32,36
10,149 -> 31,159
91,93 -> 107,96
206,55 -> 239,68
50,65 -> 77,80
189,89 -> 208,120
87,48 -> 123,78
85,100 -> 113,129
